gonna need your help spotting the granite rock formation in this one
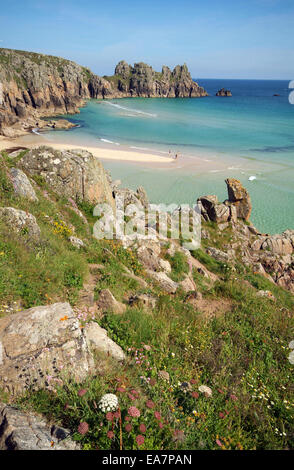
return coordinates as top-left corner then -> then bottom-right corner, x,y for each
216,88 -> 232,97
18,146 -> 115,208
0,404 -> 80,450
0,302 -> 125,396
0,48 -> 208,136
106,61 -> 208,98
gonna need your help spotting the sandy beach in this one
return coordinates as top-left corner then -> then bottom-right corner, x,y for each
0,134 -> 174,164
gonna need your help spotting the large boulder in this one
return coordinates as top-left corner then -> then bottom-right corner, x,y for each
0,302 -> 125,395
0,207 -> 41,241
18,146 -> 115,208
9,168 -> 38,201
0,404 -> 80,450
225,178 -> 252,221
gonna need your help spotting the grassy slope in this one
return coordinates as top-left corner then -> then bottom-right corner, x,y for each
0,151 -> 293,450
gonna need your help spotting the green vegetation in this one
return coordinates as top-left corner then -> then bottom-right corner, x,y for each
20,275 -> 294,449
0,150 -> 293,450
165,251 -> 189,282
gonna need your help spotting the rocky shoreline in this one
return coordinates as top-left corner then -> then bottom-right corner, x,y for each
0,48 -> 208,138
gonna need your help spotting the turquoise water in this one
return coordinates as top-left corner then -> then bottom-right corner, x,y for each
47,79 -> 294,234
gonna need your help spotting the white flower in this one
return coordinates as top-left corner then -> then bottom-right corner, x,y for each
289,340 -> 294,350
198,385 -> 212,397
98,393 -> 118,413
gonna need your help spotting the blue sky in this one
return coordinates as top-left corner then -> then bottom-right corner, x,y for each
0,0 -> 293,79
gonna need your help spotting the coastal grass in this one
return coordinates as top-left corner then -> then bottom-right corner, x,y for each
19,275 -> 294,450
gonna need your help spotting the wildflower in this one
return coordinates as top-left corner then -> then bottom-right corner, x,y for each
230,394 -> 237,401
128,406 -> 140,418
198,385 -> 212,397
131,389 -> 140,397
117,387 -> 126,393
107,430 -> 115,439
128,393 -> 135,401
192,391 -> 199,399
136,435 -> 145,446
139,423 -> 146,433
125,423 -> 132,432
190,379 -> 197,385
113,411 -> 120,419
78,422 -> 89,435
216,438 -> 223,447
146,400 -> 155,409
158,422 -> 163,429
125,416 -> 131,422
149,378 -> 157,386
77,389 -> 87,397
99,393 -> 118,413
106,412 -> 114,421
219,412 -> 225,419
154,411 -> 161,420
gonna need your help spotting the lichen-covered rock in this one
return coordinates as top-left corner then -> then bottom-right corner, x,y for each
225,178 -> 252,221
0,404 -> 80,450
137,245 -> 162,271
97,289 -> 126,314
0,302 -> 125,395
261,235 -> 293,256
147,270 -> 178,293
83,322 -> 125,362
179,276 -> 197,293
206,246 -> 231,263
18,146 -> 115,208
210,203 -> 231,223
9,167 -> 38,201
0,207 -> 41,241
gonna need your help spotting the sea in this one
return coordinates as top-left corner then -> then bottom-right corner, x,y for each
44,79 -> 294,234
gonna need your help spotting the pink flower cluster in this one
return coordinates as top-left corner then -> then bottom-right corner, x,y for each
128,406 -> 140,418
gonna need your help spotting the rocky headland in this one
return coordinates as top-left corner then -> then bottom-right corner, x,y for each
0,48 -> 207,137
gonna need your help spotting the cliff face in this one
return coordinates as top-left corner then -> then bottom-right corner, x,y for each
0,48 -> 207,136
0,48 -> 110,136
104,60 -> 208,98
